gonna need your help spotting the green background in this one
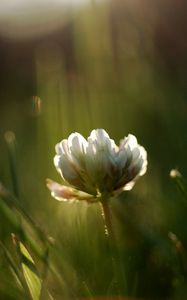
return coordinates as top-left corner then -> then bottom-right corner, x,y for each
0,1 -> 187,299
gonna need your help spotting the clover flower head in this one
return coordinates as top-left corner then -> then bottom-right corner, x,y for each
47,129 -> 147,203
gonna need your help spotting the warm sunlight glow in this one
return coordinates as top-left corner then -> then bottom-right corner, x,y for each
0,0 -> 107,38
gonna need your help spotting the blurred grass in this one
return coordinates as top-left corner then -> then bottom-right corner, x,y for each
0,0 -> 187,299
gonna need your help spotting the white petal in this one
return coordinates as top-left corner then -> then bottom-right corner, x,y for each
68,132 -> 87,156
88,129 -> 117,159
139,162 -> 147,176
114,180 -> 136,195
139,146 -> 147,161
86,134 -> 116,178
131,147 -> 141,161
66,133 -> 88,172
123,180 -> 136,191
90,128 -> 109,139
85,138 -> 98,181
139,146 -> 147,176
54,153 -> 81,187
46,179 -> 96,202
89,129 -> 110,145
55,143 -> 63,155
128,158 -> 144,177
55,139 -> 68,155
54,154 -> 61,170
128,146 -> 147,176
120,134 -> 137,151
117,149 -> 128,169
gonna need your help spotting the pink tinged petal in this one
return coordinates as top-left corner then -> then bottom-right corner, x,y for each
46,179 -> 76,201
46,179 -> 97,202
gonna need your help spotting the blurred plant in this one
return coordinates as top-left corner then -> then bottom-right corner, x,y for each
170,169 -> 187,206
0,131 -> 56,300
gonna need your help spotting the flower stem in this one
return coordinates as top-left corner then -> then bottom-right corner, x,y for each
101,200 -> 115,239
101,199 -> 128,296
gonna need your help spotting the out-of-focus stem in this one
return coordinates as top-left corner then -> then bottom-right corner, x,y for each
170,169 -> 187,206
4,131 -> 20,199
100,199 -> 128,296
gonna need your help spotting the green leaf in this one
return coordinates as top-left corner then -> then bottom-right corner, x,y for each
20,242 -> 42,300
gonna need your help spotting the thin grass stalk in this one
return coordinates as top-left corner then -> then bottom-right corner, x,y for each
4,131 -> 20,199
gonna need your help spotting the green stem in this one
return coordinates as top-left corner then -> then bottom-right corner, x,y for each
100,199 -> 128,297
101,200 -> 115,239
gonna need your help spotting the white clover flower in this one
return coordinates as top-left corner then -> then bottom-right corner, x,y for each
47,129 -> 147,202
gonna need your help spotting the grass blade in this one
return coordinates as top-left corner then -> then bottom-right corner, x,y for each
19,242 -> 42,300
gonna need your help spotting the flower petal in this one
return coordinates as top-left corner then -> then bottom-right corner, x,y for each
51,130 -> 148,198
89,129 -> 110,145
55,139 -> 67,155
128,146 -> 147,177
120,134 -> 137,150
68,132 -> 87,157
54,153 -> 83,189
85,130 -> 118,191
46,179 -> 97,202
123,180 -> 136,191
